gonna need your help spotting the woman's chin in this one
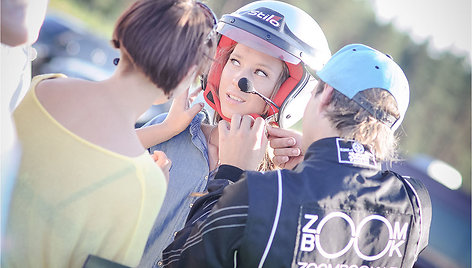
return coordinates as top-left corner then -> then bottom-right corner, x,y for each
222,108 -> 243,117
221,105 -> 264,119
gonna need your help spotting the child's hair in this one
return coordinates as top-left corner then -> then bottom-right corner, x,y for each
209,43 -> 289,171
112,0 -> 216,95
315,81 -> 400,161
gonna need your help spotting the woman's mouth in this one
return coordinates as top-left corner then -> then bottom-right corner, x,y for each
226,93 -> 245,103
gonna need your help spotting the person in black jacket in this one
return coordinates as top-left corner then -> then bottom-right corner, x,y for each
161,43 -> 432,268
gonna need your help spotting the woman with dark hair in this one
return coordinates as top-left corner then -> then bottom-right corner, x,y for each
4,0 -> 216,267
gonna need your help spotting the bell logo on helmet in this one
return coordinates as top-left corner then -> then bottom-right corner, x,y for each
246,9 -> 282,27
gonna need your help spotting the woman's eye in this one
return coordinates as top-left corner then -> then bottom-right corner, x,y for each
255,69 -> 267,77
230,59 -> 240,66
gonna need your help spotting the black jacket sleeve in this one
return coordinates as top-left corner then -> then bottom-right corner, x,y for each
162,165 -> 249,268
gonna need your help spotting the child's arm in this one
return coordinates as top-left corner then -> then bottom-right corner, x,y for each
137,122 -> 179,149
137,87 -> 204,149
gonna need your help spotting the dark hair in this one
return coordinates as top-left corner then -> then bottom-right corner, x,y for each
315,80 -> 400,160
112,0 -> 216,95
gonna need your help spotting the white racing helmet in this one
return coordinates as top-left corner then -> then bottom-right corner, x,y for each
203,0 -> 331,128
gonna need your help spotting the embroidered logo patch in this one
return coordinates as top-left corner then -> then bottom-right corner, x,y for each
352,142 -> 364,154
336,138 -> 378,169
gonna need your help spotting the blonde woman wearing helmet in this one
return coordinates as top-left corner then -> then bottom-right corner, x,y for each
138,1 -> 331,267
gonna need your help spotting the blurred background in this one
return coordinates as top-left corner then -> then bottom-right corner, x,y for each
33,0 -> 471,267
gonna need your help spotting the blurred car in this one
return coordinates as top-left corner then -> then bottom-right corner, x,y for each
386,156 -> 471,268
33,13 -> 118,79
32,12 -> 170,127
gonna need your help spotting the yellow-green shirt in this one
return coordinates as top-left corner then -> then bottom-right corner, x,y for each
4,74 -> 167,268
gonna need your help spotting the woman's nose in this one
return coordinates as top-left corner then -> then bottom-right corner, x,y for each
232,74 -> 251,92
237,77 -> 252,93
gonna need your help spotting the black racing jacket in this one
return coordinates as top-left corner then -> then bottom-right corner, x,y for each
162,137 -> 432,268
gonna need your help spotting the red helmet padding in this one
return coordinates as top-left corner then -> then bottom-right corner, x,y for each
203,35 -> 304,121
203,35 -> 236,121
267,61 -> 303,117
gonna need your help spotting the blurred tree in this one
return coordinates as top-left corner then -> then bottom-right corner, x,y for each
49,0 -> 134,38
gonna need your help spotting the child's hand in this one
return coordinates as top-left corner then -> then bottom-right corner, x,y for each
151,150 -> 172,184
136,87 -> 203,149
162,87 -> 204,136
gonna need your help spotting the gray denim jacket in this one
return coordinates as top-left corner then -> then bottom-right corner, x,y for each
138,112 -> 215,268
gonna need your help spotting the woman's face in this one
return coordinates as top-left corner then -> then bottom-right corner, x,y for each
218,43 -> 284,118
